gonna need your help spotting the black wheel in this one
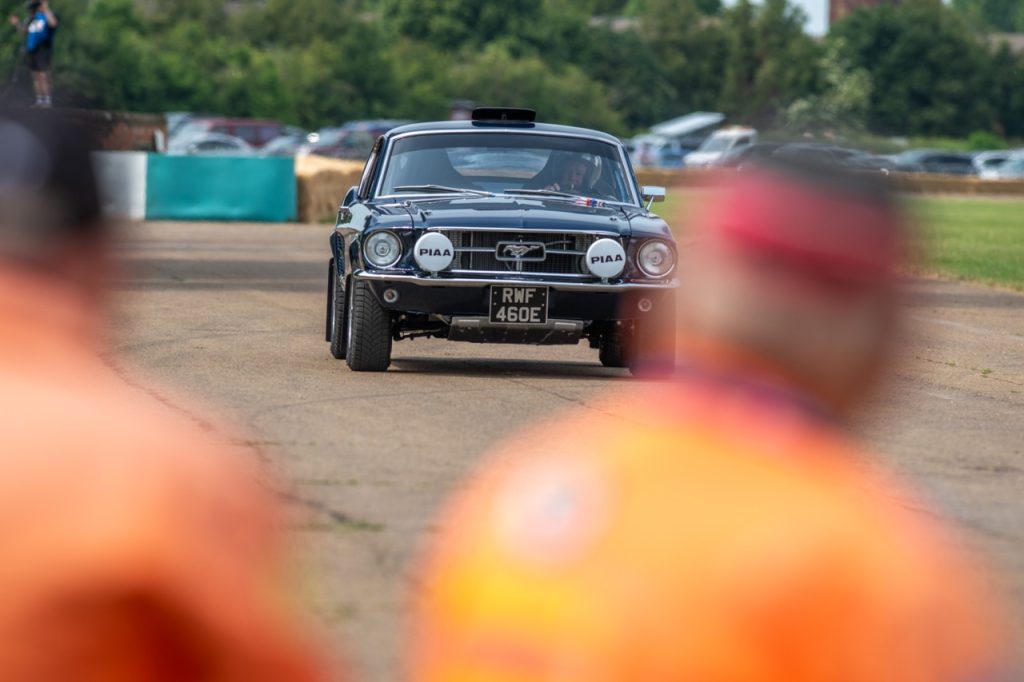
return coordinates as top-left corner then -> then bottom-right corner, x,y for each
599,329 -> 628,368
345,278 -> 393,372
627,309 -> 676,379
327,261 -> 347,359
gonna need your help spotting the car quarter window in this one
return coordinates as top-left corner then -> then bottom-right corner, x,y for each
377,132 -> 636,205
358,137 -> 385,199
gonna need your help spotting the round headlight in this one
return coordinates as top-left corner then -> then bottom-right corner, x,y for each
364,231 -> 403,268
637,240 -> 675,278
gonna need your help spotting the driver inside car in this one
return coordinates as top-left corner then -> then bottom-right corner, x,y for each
545,156 -> 591,194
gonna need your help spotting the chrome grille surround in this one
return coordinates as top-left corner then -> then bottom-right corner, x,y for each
435,227 -> 621,278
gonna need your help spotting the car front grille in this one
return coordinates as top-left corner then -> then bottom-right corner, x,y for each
441,229 -> 615,278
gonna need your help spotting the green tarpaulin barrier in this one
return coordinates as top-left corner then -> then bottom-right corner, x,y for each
146,155 -> 297,222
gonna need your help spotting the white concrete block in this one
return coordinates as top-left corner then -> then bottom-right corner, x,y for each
92,152 -> 148,221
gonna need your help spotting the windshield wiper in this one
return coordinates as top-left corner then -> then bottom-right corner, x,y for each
502,188 -> 578,199
394,185 -> 492,197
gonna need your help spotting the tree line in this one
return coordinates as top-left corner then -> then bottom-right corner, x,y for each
1,0 -> 1022,139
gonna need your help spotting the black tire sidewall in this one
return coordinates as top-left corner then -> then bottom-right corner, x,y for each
599,331 -> 629,368
627,312 -> 676,379
328,262 -> 347,359
345,279 -> 393,372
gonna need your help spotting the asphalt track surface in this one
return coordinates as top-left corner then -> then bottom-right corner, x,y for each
112,221 -> 1024,680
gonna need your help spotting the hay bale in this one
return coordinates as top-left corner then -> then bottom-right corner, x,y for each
296,155 -> 365,223
880,172 -> 1024,196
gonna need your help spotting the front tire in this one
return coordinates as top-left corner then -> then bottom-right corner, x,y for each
628,310 -> 676,379
345,279 -> 393,372
599,328 -> 628,368
328,261 -> 347,359
600,315 -> 676,378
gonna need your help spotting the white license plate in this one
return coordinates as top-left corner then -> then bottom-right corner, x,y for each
489,286 -> 549,324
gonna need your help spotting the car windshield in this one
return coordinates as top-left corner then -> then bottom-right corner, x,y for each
378,132 -> 636,204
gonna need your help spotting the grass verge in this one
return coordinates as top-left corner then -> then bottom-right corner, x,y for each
659,190 -> 1024,291
911,196 -> 1024,291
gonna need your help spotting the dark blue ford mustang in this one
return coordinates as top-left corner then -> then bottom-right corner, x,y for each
326,108 -> 677,374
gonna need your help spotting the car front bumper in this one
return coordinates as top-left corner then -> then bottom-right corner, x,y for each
352,270 -> 677,321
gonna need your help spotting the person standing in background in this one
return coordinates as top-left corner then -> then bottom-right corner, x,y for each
8,0 -> 57,107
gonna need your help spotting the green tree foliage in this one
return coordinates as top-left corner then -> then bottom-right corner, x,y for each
639,0 -> 728,114
952,0 -> 1024,32
382,0 -> 544,48
720,0 -> 822,125
445,42 -> 625,132
989,42 -> 1024,138
831,0 -> 997,136
782,38 -> 872,134
237,0 -> 375,48
628,0 -> 722,17
576,23 -> 677,130
0,0 -> 1014,141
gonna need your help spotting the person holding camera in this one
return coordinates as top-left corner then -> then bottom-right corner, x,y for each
8,1 -> 57,107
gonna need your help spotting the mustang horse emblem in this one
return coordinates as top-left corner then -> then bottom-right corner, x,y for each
505,244 -> 538,258
498,242 -> 546,261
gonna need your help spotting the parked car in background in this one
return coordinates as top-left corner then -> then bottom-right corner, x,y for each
843,151 -> 897,172
888,149 -> 976,175
684,127 -> 757,168
630,134 -> 687,168
260,130 -> 310,157
166,112 -> 204,138
980,153 -> 1024,180
771,144 -> 894,172
168,133 -> 253,156
648,112 -> 725,153
326,108 -> 676,375
171,117 -> 287,149
718,142 -> 781,169
973,150 -> 1011,175
300,120 -> 411,160
630,112 -> 726,168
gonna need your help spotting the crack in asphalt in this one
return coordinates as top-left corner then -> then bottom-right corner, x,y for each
280,491 -> 385,533
916,355 -> 1024,388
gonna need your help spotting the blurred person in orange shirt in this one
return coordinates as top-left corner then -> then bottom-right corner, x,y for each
0,109 -> 334,680
409,158 -> 1009,682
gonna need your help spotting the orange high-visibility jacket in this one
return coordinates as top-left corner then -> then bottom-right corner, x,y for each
411,375 -> 1005,682
0,269 -> 332,682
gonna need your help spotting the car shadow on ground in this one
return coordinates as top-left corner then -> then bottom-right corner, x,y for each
390,356 -> 632,381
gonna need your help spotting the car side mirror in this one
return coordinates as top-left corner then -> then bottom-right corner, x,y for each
342,186 -> 358,207
641,185 -> 666,210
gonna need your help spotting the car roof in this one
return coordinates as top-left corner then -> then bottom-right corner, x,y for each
898,148 -> 972,159
708,126 -> 756,138
383,120 -> 623,146
650,112 -> 725,138
192,132 -> 251,145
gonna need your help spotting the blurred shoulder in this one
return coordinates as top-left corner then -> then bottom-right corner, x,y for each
0,363 -> 273,524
